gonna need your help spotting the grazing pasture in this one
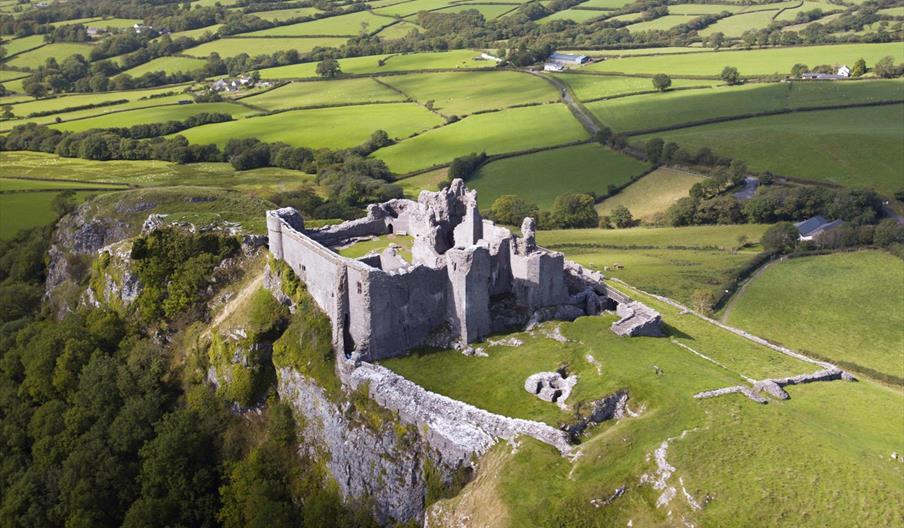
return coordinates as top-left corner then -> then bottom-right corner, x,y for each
258,49 -> 493,78
585,42 -> 904,76
164,23 -> 222,39
639,104 -> 904,193
241,78 -> 405,110
596,167 -> 705,221
698,10 -> 782,37
469,143 -> 649,210
373,0 -> 457,17
373,103 -> 589,174
246,11 -> 394,36
50,102 -> 255,132
177,102 -> 443,149
724,251 -> 904,380
396,167 -> 448,198
5,42 -> 95,69
626,14 -> 697,32
375,20 -> 423,39
559,46 -> 713,57
538,8 -> 609,23
436,4 -> 517,19
775,0 -> 843,21
576,0 -> 635,8
536,224 -> 769,304
8,85 -> 186,117
0,190 -> 99,239
380,70 -> 558,115
252,7 -> 321,21
2,34 -> 45,56
668,4 -> 746,14
558,73 -> 719,101
182,37 -> 348,58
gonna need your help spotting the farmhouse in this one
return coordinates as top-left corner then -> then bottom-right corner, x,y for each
544,62 -> 566,72
266,180 -> 662,363
211,77 -> 253,92
795,215 -> 843,241
837,65 -> 851,77
549,52 -> 590,65
86,26 -> 106,38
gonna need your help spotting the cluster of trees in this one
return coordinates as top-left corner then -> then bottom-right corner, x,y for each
45,22 -> 93,43
0,225 -> 372,527
487,192 -> 599,229
1,122 -> 222,164
439,152 -> 487,187
790,56 -> 903,78
761,218 -> 904,255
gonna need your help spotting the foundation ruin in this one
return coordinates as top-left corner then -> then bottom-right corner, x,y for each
266,179 -> 663,363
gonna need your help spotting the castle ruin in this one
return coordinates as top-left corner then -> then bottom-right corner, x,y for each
266,179 -> 662,363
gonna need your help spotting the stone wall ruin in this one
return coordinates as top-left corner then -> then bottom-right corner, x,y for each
266,179 -> 662,363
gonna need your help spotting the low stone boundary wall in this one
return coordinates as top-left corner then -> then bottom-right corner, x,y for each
347,362 -> 573,459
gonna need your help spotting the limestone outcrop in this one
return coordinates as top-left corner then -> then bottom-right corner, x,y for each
611,301 -> 665,337
694,367 -> 856,404
524,371 -> 577,407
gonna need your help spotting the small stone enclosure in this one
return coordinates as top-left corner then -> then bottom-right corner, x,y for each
267,179 -> 662,363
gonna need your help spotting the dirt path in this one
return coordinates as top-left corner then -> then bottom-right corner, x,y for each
529,71 -> 601,136
204,272 -> 264,338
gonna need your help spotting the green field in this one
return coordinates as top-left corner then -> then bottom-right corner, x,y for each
242,78 -> 405,110
576,0 -> 635,8
626,14 -> 698,32
336,233 -> 413,260
0,151 -> 317,193
877,6 -> 904,16
698,10 -> 783,37
536,224 -> 769,304
538,8 -> 608,23
119,55 -> 206,76
397,167 -> 448,197
586,42 -> 904,76
469,143 -> 649,210
164,23 -> 222,40
252,7 -> 321,21
8,84 -> 184,117
5,42 -> 95,69
246,11 -> 394,36
0,177 -> 128,191
668,4 -> 746,14
178,102 -> 443,149
50,102 -> 255,132
376,20 -> 423,39
258,49 -> 494,78
85,17 -> 143,29
724,251 -> 904,379
0,190 -> 99,239
373,0 -> 457,17
182,37 -> 349,58
436,4 -> 517,19
559,46 -> 713,57
775,0 -> 843,21
380,70 -> 557,116
558,73 -> 720,101
596,167 -> 705,221
373,103 -> 589,174
2,34 -> 44,56
587,79 -> 904,132
639,104 -> 904,194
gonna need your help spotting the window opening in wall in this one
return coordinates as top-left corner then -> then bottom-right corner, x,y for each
357,282 -> 362,294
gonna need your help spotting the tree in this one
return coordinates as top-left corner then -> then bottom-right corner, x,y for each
1,104 -> 12,119
708,32 -> 725,49
874,219 -> 904,246
549,193 -> 598,228
851,58 -> 867,77
645,137 -> 664,164
761,221 -> 799,254
721,66 -> 741,85
873,56 -> 899,78
488,195 -> 539,226
652,73 -> 671,92
790,63 -> 809,78
316,57 -> 341,79
691,289 -> 716,313
610,205 -> 634,228
593,126 -> 613,145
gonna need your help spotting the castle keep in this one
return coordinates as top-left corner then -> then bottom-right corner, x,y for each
267,179 -> 661,362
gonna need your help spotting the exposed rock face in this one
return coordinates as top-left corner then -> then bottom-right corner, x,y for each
277,368 -> 430,525
524,371 -> 577,407
562,390 -> 629,440
694,368 -> 856,404
611,302 -> 665,337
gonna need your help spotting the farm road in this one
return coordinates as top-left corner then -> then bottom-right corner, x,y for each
530,71 -> 601,136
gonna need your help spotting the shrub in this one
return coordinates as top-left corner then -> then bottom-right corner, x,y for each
487,195 -> 539,226
548,193 -> 598,229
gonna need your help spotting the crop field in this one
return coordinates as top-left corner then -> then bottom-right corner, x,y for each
2,34 -> 44,56
119,55 -> 207,76
724,251 -> 904,380
536,224 -> 768,303
252,7 -> 321,21
178,102 -> 443,149
182,37 -> 349,58
626,14 -> 698,32
5,42 -> 95,69
373,103 -> 589,174
246,11 -> 394,36
596,167 -> 705,221
558,73 -> 719,101
50,102 -> 255,132
241,78 -> 405,110
640,104 -> 904,194
0,151 -> 317,192
586,42 -> 904,76
539,8 -> 609,23
469,143 -> 650,210
258,49 -> 493,78
380,71 -> 557,116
